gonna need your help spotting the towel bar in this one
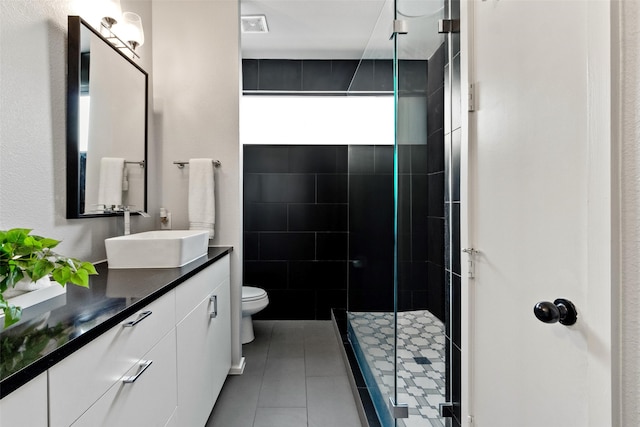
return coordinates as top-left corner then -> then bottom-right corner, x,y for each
125,160 -> 145,168
173,160 -> 221,169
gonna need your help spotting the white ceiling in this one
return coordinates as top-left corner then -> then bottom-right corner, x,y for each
240,0 -> 446,60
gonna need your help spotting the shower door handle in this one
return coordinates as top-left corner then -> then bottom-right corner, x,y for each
349,256 -> 367,268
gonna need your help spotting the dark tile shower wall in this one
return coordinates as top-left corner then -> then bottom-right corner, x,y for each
243,59 -> 392,92
244,145 -> 351,320
244,145 -> 399,320
347,146 -> 394,313
395,46 -> 447,321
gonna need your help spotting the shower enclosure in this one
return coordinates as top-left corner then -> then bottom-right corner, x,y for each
346,0 -> 461,425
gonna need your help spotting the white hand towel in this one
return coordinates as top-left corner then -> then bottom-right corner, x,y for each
98,157 -> 125,209
188,158 -> 215,239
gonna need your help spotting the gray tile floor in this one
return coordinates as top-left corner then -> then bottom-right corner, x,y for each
206,320 -> 363,427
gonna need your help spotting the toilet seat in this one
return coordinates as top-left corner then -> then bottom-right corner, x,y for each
243,286 -> 267,302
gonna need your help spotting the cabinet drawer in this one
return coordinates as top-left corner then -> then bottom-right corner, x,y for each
0,372 -> 47,427
49,291 -> 176,427
71,329 -> 177,427
176,254 -> 229,321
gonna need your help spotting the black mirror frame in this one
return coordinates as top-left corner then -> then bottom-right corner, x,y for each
66,15 -> 148,219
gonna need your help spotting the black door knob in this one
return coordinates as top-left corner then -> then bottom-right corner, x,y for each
533,298 -> 578,326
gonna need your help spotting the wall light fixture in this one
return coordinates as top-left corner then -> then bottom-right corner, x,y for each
98,0 -> 144,59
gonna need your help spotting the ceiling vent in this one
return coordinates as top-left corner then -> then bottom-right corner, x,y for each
241,15 -> 269,33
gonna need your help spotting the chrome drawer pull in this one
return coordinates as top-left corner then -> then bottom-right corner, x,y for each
210,295 -> 218,319
123,310 -> 152,327
122,360 -> 153,384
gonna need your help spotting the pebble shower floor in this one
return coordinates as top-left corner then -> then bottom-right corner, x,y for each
348,310 -> 447,427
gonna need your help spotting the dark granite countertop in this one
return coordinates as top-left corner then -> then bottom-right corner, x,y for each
0,246 -> 232,399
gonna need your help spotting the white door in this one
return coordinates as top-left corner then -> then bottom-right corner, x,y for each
462,1 -> 613,426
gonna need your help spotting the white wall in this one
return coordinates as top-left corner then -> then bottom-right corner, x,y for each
0,0 -> 154,261
152,0 -> 243,370
620,1 -> 640,425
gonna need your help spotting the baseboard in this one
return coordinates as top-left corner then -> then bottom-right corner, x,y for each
229,357 -> 246,375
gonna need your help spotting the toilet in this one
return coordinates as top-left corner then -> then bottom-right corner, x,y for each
241,286 -> 269,344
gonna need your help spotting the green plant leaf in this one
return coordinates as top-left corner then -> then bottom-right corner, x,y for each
70,269 -> 89,287
52,266 -> 71,286
38,238 -> 60,249
5,229 -> 30,244
32,258 -> 54,281
0,301 -> 22,329
80,262 -> 97,275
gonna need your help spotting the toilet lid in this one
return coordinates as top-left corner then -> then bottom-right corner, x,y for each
243,286 -> 267,302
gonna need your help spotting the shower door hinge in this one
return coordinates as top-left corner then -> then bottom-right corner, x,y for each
389,397 -> 409,419
438,19 -> 460,34
390,20 -> 409,40
463,248 -> 480,279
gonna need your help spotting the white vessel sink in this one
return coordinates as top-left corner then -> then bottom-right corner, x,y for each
105,230 -> 209,269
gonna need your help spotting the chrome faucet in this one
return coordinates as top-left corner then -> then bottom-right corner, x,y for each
121,206 -> 151,235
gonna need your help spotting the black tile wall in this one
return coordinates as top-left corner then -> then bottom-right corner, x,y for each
289,204 -> 348,232
348,146 -> 375,174
428,86 -> 445,136
289,261 -> 347,289
411,145 -> 429,174
428,172 -> 445,217
245,204 -> 287,231
259,174 -> 316,203
373,60 -> 393,92
374,146 -> 394,174
316,233 -> 348,260
348,60 -> 374,92
259,233 -> 315,260
399,60 -> 428,93
245,145 -> 392,320
258,59 -> 303,91
244,233 -> 259,260
244,146 -> 289,173
428,129 -> 445,173
427,45 -> 446,95
317,175 -> 348,203
242,59 -> 429,94
244,261 -> 288,290
242,59 -> 259,90
289,146 -> 345,173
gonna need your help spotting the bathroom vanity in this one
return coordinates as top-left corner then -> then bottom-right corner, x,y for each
0,247 -> 232,426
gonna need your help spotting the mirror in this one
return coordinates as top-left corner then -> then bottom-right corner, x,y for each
66,16 -> 148,218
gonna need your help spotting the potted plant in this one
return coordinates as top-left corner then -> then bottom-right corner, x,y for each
0,228 -> 97,328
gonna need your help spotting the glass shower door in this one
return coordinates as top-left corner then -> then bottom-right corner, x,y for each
393,0 -> 451,426
346,0 -> 458,425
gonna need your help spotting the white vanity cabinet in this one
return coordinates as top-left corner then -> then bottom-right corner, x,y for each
0,372 -> 47,426
49,291 -> 177,427
1,251 -> 232,427
176,254 -> 231,426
